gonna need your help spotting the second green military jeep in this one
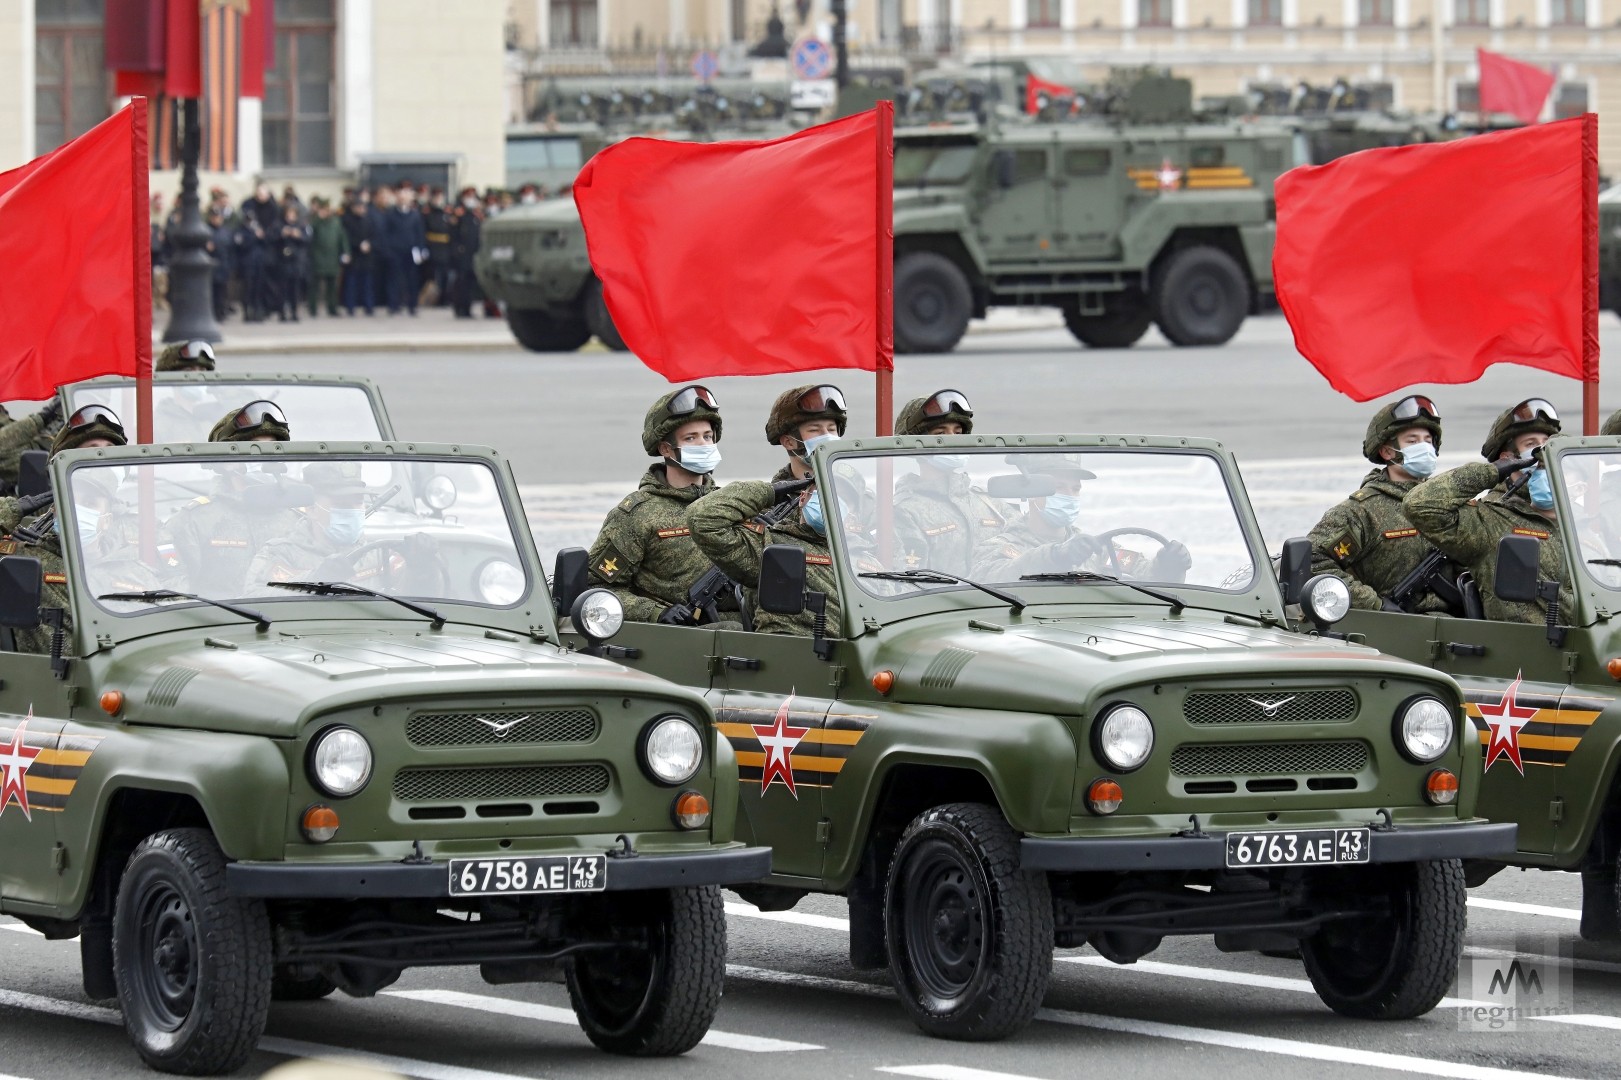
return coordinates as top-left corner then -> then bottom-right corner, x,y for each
0,440 -> 767,1074
556,435 -> 1514,1040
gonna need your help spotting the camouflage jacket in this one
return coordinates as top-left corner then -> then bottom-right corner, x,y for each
586,466 -> 720,623
893,470 -> 1008,576
1403,461 -> 1571,623
159,487 -> 299,598
1308,468 -> 1447,612
0,412 -> 55,488
688,480 -> 838,637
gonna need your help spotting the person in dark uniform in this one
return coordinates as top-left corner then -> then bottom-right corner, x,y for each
423,188 -> 454,306
341,194 -> 376,315
450,190 -> 482,319
274,203 -> 311,322
390,185 -> 427,316
234,213 -> 273,323
205,208 -> 234,322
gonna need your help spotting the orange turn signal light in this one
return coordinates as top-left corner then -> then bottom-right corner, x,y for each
1086,778 -> 1124,815
1425,769 -> 1460,806
872,670 -> 895,695
301,804 -> 340,843
673,791 -> 710,830
99,690 -> 123,716
1608,657 -> 1621,681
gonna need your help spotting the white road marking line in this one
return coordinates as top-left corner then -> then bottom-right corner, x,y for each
725,901 -> 852,932
0,1073 -> 34,1080
1533,1014 -> 1621,1030
0,924 -> 40,936
1467,898 -> 1581,921
879,1066 -> 1049,1080
1056,954 -> 1486,1009
387,988 -> 821,1052
0,988 -> 543,1080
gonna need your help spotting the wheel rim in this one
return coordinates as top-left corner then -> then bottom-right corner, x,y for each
1185,274 -> 1224,320
907,284 -> 946,325
902,839 -> 987,1004
132,879 -> 198,1033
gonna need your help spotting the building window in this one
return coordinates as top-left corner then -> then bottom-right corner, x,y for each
1554,82 -> 1588,117
1454,0 -> 1490,24
1139,0 -> 1174,26
1248,0 -> 1284,26
550,0 -> 599,45
1358,0 -> 1394,24
1455,81 -> 1479,111
264,0 -> 335,167
1028,0 -> 1062,27
35,0 -> 109,153
1549,0 -> 1585,22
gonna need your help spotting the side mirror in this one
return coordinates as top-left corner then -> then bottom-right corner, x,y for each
1278,537 -> 1312,604
17,451 -> 48,499
1493,535 -> 1542,603
0,557 -> 42,629
758,544 -> 807,615
986,473 -> 1056,499
992,149 -> 1016,188
552,547 -> 588,618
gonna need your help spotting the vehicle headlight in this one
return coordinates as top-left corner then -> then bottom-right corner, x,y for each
309,727 -> 373,797
1299,573 -> 1352,627
1396,696 -> 1454,763
641,716 -> 703,785
424,474 -> 458,510
477,559 -> 525,605
1095,704 -> 1154,772
570,588 -> 624,642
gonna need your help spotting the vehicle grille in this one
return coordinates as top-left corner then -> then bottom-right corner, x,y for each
1169,740 -> 1369,777
392,763 -> 611,802
405,709 -> 599,747
1183,689 -> 1357,726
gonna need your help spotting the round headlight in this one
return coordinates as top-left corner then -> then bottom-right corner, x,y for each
1096,704 -> 1155,772
309,727 -> 373,797
642,716 -> 703,785
1299,574 -> 1352,627
1397,696 -> 1455,762
477,559 -> 525,605
570,588 -> 624,642
424,474 -> 458,511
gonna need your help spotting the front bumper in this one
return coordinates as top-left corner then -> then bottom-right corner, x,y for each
227,845 -> 771,899
1020,821 -> 1516,873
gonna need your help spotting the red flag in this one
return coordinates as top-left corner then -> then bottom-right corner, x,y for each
1025,73 -> 1076,114
1275,114 -> 1597,402
1478,48 -> 1556,125
0,104 -> 147,400
574,108 -> 891,382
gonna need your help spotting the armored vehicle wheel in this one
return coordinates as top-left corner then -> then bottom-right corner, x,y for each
271,966 -> 337,1000
1152,245 -> 1250,347
1301,859 -> 1464,1019
884,803 -> 1052,1041
566,886 -> 725,1056
894,252 -> 973,354
506,307 -> 591,352
1063,290 -> 1152,349
113,828 -> 271,1075
585,278 -> 629,351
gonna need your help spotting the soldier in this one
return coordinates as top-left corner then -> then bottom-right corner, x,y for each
152,342 -> 222,440
1307,395 -> 1448,612
0,398 -> 61,492
1403,398 -> 1570,623
159,401 -> 296,598
891,388 -> 1005,575
155,340 -> 216,373
1602,410 -> 1621,436
767,384 -> 846,482
586,386 -> 733,625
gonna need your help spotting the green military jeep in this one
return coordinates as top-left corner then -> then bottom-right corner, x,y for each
1329,435 -> 1621,941
0,440 -> 767,1074
555,435 -> 1514,1040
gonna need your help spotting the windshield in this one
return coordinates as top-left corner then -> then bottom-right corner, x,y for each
1562,450 -> 1621,590
507,136 -> 583,171
65,456 -> 529,615
894,141 -> 978,185
67,382 -> 386,444
832,448 -> 1258,600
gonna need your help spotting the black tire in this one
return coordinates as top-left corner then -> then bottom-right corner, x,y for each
1063,289 -> 1153,349
1580,848 -> 1620,942
1301,859 -> 1465,1019
506,307 -> 591,352
584,278 -> 628,351
271,967 -> 337,1001
113,828 -> 271,1075
566,886 -> 725,1056
894,252 -> 973,354
1151,244 -> 1250,347
884,802 -> 1052,1041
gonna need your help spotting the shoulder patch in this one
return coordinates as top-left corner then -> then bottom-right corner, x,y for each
188,495 -> 211,507
656,526 -> 691,540
744,520 -> 767,535
1382,527 -> 1419,539
1328,533 -> 1357,563
1512,527 -> 1550,540
596,556 -> 622,579
0,540 -> 15,555
980,518 -> 1003,528
805,554 -> 833,566
923,522 -> 959,537
1349,489 -> 1373,501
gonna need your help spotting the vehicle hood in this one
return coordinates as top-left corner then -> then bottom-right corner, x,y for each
483,200 -> 581,234
877,613 -> 1450,713
96,625 -> 706,737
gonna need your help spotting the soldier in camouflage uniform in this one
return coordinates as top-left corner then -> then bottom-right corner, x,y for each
248,462 -> 390,590
767,384 -> 846,483
890,389 -> 1006,576
586,386 -> 734,624
1307,395 -> 1448,612
155,340 -> 217,372
153,341 -> 222,441
159,401 -> 295,597
1403,398 -> 1570,623
1602,410 -> 1621,436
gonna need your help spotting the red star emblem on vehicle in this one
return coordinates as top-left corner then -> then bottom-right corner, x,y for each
1479,673 -> 1538,775
1156,157 -> 1182,192
0,711 -> 42,820
754,696 -> 809,798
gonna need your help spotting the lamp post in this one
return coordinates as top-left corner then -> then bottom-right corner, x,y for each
162,97 -> 222,343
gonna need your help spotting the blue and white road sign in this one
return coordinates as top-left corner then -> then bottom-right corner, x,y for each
692,49 -> 719,82
792,38 -> 832,80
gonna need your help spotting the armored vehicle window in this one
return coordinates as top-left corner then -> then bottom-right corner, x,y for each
893,142 -> 978,185
1063,148 -> 1111,176
1010,149 -> 1048,185
1190,145 -> 1225,168
507,137 -> 582,171
69,382 -> 385,444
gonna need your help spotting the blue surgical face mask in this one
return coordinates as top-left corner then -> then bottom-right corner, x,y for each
1396,441 -> 1438,479
802,490 -> 827,536
73,506 -> 100,544
675,444 -> 721,474
797,433 -> 837,462
925,454 -> 967,472
325,507 -> 365,546
1040,492 -> 1082,528
1527,467 -> 1555,509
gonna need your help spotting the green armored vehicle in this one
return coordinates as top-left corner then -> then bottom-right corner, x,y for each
0,441 -> 767,1073
1600,185 -> 1621,317
553,436 -> 1514,1040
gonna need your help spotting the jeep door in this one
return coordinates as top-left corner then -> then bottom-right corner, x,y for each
0,659 -> 70,907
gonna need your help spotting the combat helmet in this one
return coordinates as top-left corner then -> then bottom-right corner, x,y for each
765,384 -> 847,445
1481,398 -> 1560,461
897,388 -> 974,436
51,404 -> 127,457
642,385 -> 722,456
1363,394 -> 1442,465
208,400 -> 290,443
1602,409 -> 1621,437
155,340 -> 217,372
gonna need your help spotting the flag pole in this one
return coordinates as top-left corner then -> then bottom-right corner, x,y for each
875,99 -> 894,437
131,96 -> 153,446
1582,112 -> 1600,435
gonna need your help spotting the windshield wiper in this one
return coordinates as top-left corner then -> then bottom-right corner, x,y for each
267,580 -> 445,628
1590,559 -> 1621,566
861,568 -> 1026,612
1019,570 -> 1187,614
98,589 -> 271,629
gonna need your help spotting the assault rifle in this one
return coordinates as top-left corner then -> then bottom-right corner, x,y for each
663,480 -> 811,628
1385,545 -> 1465,615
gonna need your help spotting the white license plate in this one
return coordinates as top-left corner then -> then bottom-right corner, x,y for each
448,855 -> 606,896
489,245 -> 515,261
1224,827 -> 1370,868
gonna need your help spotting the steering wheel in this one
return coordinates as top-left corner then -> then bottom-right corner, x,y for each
1091,527 -> 1175,579
316,532 -> 448,595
